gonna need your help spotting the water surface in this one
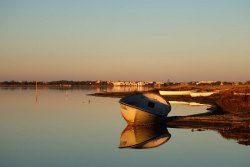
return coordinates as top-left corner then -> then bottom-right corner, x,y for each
0,88 -> 249,167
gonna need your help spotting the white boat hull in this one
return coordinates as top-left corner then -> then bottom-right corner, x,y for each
160,90 -> 216,97
120,103 -> 167,125
159,91 -> 191,96
119,93 -> 171,125
190,92 -> 215,97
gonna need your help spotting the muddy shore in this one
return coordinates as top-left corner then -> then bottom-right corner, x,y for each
166,114 -> 250,145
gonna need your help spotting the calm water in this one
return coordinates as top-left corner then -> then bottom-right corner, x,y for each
0,88 -> 249,167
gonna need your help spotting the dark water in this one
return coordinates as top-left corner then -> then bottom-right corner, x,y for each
0,88 -> 249,167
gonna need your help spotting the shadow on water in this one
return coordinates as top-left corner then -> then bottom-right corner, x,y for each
178,125 -> 250,146
119,125 -> 171,149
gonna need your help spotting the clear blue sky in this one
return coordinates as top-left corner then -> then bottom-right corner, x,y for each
1,0 -> 250,82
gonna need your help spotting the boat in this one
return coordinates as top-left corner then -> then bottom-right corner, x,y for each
160,90 -> 217,97
119,92 -> 171,125
159,90 -> 191,96
169,101 -> 190,105
189,102 -> 208,106
190,92 -> 215,97
234,92 -> 250,96
119,125 -> 171,149
169,101 -> 209,106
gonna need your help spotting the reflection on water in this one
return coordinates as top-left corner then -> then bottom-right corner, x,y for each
0,85 -> 154,93
119,125 -> 171,149
35,81 -> 38,103
96,86 -> 154,92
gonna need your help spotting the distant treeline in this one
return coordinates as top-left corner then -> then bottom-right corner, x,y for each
0,80 -> 108,86
187,81 -> 250,86
0,80 -> 249,86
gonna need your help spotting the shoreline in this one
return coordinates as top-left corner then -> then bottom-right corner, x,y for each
89,86 -> 250,145
89,85 -> 250,113
166,114 -> 250,146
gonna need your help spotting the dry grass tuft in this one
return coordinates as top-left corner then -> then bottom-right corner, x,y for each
216,86 -> 250,115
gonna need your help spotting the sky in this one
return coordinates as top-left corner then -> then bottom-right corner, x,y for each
0,0 -> 250,82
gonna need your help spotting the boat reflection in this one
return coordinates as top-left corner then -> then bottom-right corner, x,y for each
119,125 -> 171,149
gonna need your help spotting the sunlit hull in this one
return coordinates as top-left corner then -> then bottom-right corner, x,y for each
119,93 -> 171,125
120,104 -> 166,125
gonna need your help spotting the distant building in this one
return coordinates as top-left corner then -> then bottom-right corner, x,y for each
111,81 -> 125,86
111,81 -> 151,86
154,82 -> 165,86
137,81 -> 146,86
196,81 -> 216,85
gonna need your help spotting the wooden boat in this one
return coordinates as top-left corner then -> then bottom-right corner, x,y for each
119,125 -> 171,149
119,93 -> 171,125
159,90 -> 191,96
